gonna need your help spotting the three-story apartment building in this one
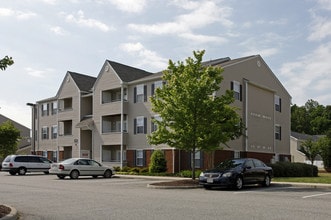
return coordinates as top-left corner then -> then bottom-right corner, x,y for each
30,55 -> 291,172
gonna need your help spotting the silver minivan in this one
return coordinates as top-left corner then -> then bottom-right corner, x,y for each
1,155 -> 53,175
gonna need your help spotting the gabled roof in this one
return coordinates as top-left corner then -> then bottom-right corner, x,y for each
291,131 -> 323,141
69,71 -> 96,92
107,60 -> 153,82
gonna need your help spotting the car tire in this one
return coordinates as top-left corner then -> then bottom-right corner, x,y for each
44,171 -> 49,174
103,169 -> 112,178
234,176 -> 243,190
70,170 -> 79,179
18,167 -> 27,175
203,185 -> 212,190
262,175 -> 271,187
9,171 -> 16,175
57,175 -> 65,179
92,175 -> 98,178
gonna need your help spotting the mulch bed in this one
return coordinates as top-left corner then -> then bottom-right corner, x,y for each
150,179 -> 199,186
0,205 -> 11,218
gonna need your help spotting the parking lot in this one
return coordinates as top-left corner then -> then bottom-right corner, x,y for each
1,172 -> 331,220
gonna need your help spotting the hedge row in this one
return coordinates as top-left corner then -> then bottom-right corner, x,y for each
268,162 -> 318,177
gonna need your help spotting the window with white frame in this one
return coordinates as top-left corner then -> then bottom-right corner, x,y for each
194,151 -> 201,168
52,151 -> 57,162
51,125 -> 57,139
134,116 -> 146,134
275,125 -> 281,140
42,126 -> 49,139
134,84 -> 146,103
275,95 -> 281,112
42,151 -> 47,158
136,150 -> 144,166
51,101 -> 57,115
231,81 -> 242,101
234,151 -> 240,158
41,103 -> 48,116
151,115 -> 161,132
151,80 -> 163,96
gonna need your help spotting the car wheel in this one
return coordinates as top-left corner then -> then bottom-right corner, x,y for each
70,170 -> 79,179
92,175 -> 98,178
103,169 -> 112,178
203,185 -> 212,190
57,175 -> 65,179
18,167 -> 27,175
262,175 -> 271,187
9,171 -> 16,175
234,176 -> 243,190
44,171 -> 49,174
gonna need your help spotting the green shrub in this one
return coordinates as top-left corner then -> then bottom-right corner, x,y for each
129,167 -> 140,173
269,162 -> 318,177
139,167 -> 149,173
178,170 -> 202,178
113,166 -> 121,172
121,166 -> 130,172
149,150 -> 167,173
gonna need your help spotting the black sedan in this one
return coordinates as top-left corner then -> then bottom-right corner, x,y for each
199,158 -> 273,190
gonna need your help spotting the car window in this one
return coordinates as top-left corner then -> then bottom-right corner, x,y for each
244,160 -> 255,168
89,160 -> 101,167
217,159 -> 244,169
253,159 -> 264,167
78,160 -> 89,165
15,156 -> 28,162
40,157 -> 52,164
4,156 -> 12,162
30,157 -> 41,163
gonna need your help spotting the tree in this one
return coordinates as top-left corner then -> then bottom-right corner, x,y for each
149,150 -> 167,173
148,50 -> 244,179
0,121 -> 21,159
299,139 -> 320,167
0,56 -> 14,71
319,131 -> 331,171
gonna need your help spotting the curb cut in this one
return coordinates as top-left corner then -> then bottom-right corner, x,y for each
1,205 -> 18,220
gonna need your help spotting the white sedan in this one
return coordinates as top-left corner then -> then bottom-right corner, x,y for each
49,158 -> 115,179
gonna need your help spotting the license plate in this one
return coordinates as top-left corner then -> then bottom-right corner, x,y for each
207,178 -> 213,183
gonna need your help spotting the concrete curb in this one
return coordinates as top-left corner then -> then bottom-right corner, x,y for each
147,183 -> 202,189
272,182 -> 331,189
1,205 -> 18,220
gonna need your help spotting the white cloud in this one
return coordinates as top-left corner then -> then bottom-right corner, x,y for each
120,42 -> 167,70
25,67 -> 54,78
279,42 -> 331,105
50,26 -> 68,36
308,15 -> 331,41
179,33 -> 227,44
109,0 -> 146,13
0,8 -> 37,20
65,10 -> 114,32
128,0 -> 233,43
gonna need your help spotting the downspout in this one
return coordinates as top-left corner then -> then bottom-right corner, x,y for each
120,85 -> 124,169
244,79 -> 249,152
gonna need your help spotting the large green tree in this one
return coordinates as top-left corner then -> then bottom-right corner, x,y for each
148,50 -> 244,179
0,121 -> 20,159
0,55 -> 14,71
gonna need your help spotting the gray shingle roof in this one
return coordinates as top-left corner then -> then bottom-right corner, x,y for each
69,71 -> 96,92
107,60 -> 153,82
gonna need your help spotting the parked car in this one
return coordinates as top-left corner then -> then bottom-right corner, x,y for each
49,158 -> 115,179
199,158 -> 273,190
1,155 -> 53,175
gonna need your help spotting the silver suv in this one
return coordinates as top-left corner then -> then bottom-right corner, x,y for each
1,155 -> 53,175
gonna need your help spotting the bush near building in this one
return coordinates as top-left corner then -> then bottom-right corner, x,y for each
269,162 -> 318,177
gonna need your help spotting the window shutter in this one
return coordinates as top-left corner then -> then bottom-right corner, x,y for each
279,127 -> 282,140
151,83 -> 155,96
143,150 -> 146,166
279,98 -> 282,112
144,85 -> 147,102
133,150 -> 136,166
47,127 -> 49,139
47,103 -> 50,116
230,81 -> 234,90
144,117 -> 147,134
134,87 -> 137,103
134,118 -> 137,134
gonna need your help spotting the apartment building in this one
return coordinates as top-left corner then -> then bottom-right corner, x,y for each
31,55 -> 291,172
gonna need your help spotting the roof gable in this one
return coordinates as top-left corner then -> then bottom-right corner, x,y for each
69,71 -> 96,92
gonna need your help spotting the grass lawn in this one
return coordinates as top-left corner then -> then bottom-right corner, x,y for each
273,172 -> 331,184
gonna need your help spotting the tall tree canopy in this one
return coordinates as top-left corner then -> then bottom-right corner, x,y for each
148,50 -> 244,179
0,121 -> 20,159
0,55 -> 14,71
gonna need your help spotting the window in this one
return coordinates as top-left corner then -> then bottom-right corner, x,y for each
134,84 -> 147,103
42,126 -> 49,139
41,103 -> 49,116
134,116 -> 147,134
51,101 -> 57,115
275,125 -> 281,140
136,150 -> 145,166
102,89 -> 122,103
194,151 -> 202,168
275,95 -> 281,112
151,115 -> 161,132
231,81 -> 242,101
52,151 -> 57,162
51,125 -> 57,139
234,151 -> 240,158
151,81 -> 163,96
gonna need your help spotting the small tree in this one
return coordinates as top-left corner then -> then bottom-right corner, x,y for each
149,150 -> 167,173
148,50 -> 244,179
318,135 -> 331,171
0,56 -> 14,71
0,121 -> 20,158
299,138 -> 321,166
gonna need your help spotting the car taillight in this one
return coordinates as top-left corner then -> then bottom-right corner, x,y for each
59,164 -> 64,170
9,163 -> 13,168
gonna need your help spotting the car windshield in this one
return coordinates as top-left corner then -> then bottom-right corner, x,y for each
216,159 -> 244,169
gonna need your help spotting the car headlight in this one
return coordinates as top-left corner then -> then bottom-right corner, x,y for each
222,172 -> 232,177
199,172 -> 204,177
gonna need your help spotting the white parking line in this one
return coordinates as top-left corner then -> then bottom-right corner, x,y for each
302,192 -> 331,199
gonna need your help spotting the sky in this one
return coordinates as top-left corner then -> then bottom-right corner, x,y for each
1,0 -> 331,129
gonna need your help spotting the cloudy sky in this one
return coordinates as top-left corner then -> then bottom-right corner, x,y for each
1,0 -> 331,128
